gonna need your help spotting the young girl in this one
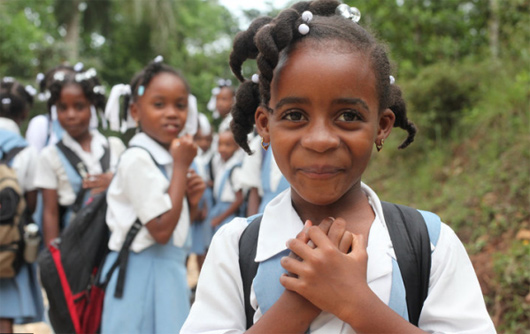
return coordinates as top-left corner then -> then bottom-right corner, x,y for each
34,67 -> 125,247
182,1 -> 496,333
0,77 -> 44,333
190,113 -> 215,271
99,58 -> 205,333
207,129 -> 244,233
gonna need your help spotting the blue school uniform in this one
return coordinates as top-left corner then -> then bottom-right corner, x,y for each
0,123 -> 44,324
190,152 -> 215,255
258,148 -> 289,213
101,133 -> 191,333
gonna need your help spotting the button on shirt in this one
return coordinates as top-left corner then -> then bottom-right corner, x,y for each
181,183 -> 496,334
105,133 -> 190,253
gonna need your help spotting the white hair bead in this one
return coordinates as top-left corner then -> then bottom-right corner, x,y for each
389,75 -> 395,85
251,74 -> 259,84
154,55 -> 164,63
298,23 -> 310,35
301,11 -> 313,23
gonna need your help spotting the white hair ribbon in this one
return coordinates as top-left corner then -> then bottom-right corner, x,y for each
182,94 -> 198,137
104,83 -> 131,132
197,112 -> 212,136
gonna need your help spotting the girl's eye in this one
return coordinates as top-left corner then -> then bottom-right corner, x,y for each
177,103 -> 187,110
75,103 -> 86,111
154,102 -> 164,108
337,111 -> 361,122
283,111 -> 306,121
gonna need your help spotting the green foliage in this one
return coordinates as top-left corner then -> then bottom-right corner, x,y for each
492,240 -> 530,333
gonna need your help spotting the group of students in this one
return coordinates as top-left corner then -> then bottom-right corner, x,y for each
1,0 -> 496,333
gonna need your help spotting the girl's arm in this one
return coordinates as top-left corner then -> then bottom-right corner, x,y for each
41,188 -> 60,247
210,190 -> 244,227
145,135 -> 197,244
281,226 -> 427,333
24,189 -> 37,214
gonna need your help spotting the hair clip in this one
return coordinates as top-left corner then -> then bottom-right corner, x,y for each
53,71 -> 66,81
36,73 -> 45,84
138,85 -> 145,96
25,85 -> 37,96
251,74 -> 259,84
298,23 -> 310,35
1,98 -> 11,105
389,75 -> 395,85
217,78 -> 232,87
211,87 -> 221,95
301,10 -> 313,23
74,62 -> 84,72
153,55 -> 164,63
75,68 -> 97,82
298,10 -> 313,35
93,85 -> 106,95
2,77 -> 14,83
336,4 -> 361,23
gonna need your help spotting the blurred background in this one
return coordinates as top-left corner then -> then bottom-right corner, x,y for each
0,0 -> 528,332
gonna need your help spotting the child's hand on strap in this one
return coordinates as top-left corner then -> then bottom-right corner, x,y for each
83,172 -> 113,195
170,134 -> 197,168
280,223 -> 368,322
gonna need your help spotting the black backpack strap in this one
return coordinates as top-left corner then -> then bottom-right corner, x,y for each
100,219 -> 142,298
0,146 -> 26,164
100,144 -> 110,172
238,215 -> 262,329
56,141 -> 88,214
381,201 -> 431,326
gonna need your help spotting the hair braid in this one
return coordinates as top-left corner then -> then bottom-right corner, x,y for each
230,80 -> 260,153
389,84 -> 416,148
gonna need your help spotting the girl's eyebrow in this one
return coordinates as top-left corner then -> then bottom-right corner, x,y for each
275,96 -> 310,110
332,98 -> 370,112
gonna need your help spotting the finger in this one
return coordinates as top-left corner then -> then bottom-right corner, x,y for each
280,255 -> 304,277
350,233 -> 366,253
286,237 -> 313,261
327,217 -> 346,247
338,231 -> 353,253
279,273 -> 301,293
317,217 -> 334,235
306,225 -> 334,250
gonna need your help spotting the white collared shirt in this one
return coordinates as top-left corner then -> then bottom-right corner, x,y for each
105,132 -> 190,253
212,153 -> 243,203
181,184 -> 495,334
35,130 -> 125,206
0,118 -> 38,192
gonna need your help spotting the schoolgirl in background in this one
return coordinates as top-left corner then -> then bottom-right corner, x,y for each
0,77 -> 44,333
206,129 -> 244,233
190,112 -> 214,272
182,1 -> 495,332
34,67 -> 125,247
100,57 -> 205,333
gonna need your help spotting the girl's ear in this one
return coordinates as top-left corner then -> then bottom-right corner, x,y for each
255,106 -> 270,143
129,102 -> 140,124
376,108 -> 395,142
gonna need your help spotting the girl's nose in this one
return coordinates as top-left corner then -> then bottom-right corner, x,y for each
300,119 -> 340,153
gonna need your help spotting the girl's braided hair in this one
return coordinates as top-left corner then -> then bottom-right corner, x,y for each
229,0 -> 416,154
0,77 -> 34,121
47,66 -> 106,112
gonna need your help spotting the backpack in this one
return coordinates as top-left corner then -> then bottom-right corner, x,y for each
0,145 -> 27,278
55,139 -> 110,229
37,146 -> 158,334
238,201 -> 440,328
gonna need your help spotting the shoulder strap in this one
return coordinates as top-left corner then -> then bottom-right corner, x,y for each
56,140 -> 88,213
100,144 -> 110,172
239,215 -> 262,329
0,146 -> 26,165
381,201 -> 431,327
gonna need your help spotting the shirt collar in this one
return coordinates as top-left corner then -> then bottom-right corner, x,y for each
128,132 -> 172,166
0,117 -> 20,134
61,129 -> 108,160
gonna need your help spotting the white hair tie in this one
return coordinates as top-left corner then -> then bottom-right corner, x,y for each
104,83 -> 131,132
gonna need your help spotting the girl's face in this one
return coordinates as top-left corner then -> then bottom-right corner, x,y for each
215,87 -> 234,118
255,42 -> 395,208
217,131 -> 238,162
56,83 -> 92,141
194,129 -> 213,153
131,72 -> 188,149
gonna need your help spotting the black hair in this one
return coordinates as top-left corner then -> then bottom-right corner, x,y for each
229,0 -> 416,154
128,59 -> 189,104
0,77 -> 34,122
46,67 -> 106,113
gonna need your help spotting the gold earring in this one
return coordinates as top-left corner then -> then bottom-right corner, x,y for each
261,138 -> 270,151
376,138 -> 384,152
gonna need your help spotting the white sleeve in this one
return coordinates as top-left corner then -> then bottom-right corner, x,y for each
107,136 -> 126,172
25,115 -> 49,152
34,147 -> 59,190
419,223 -> 496,333
181,218 -> 248,334
119,149 -> 172,224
